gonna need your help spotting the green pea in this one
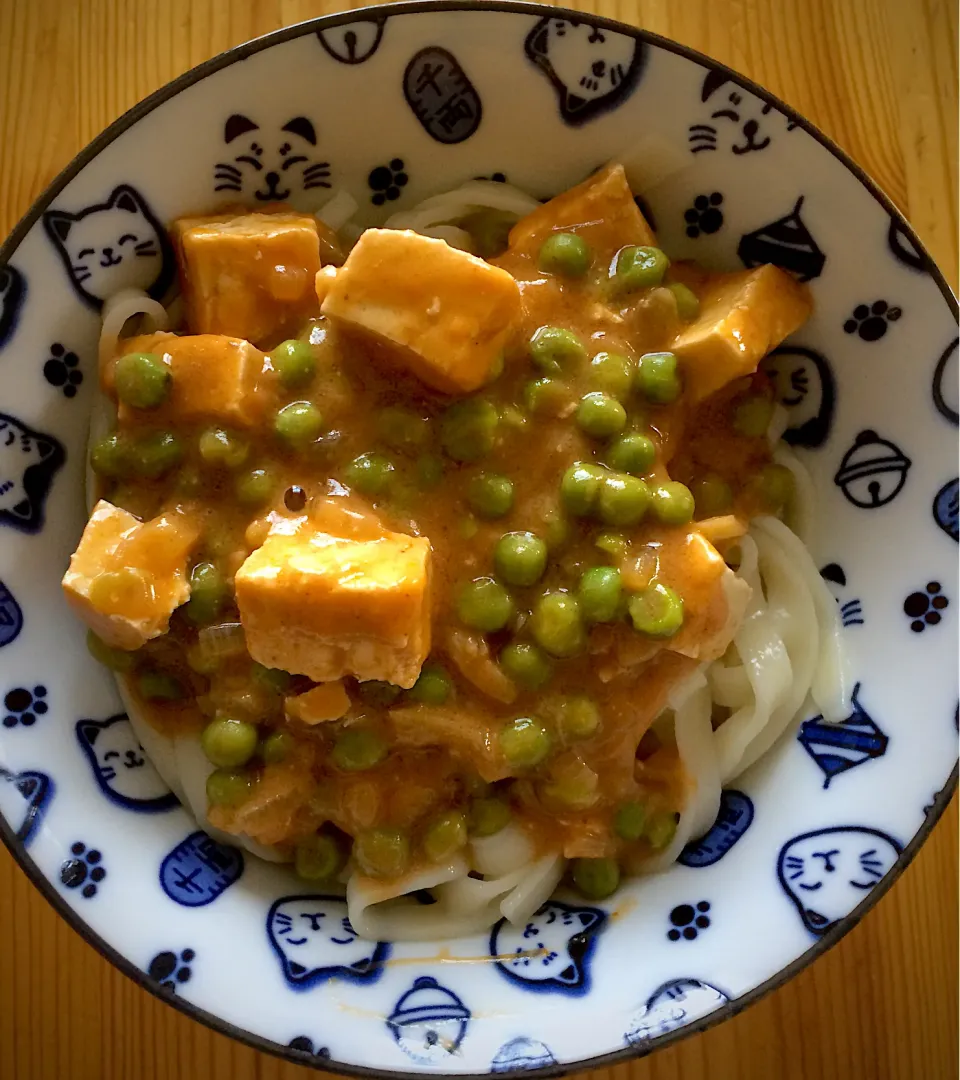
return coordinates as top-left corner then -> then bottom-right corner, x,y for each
556,695 -> 600,740
201,716 -> 259,768
459,517 -> 479,541
500,716 -> 552,768
530,592 -> 585,657
408,662 -> 454,705
494,531 -> 547,587
523,377 -> 571,417
234,467 -> 276,507
606,432 -> 655,475
538,232 -> 591,278
114,352 -> 171,409
732,395 -> 775,438
354,828 -> 410,878
572,857 -> 621,899
468,796 -> 512,837
90,432 -> 129,479
422,811 -> 468,862
377,406 -> 431,450
251,663 -> 293,695
614,801 -> 647,841
132,431 -> 182,479
86,630 -> 135,672
598,473 -> 650,526
543,509 -> 570,551
137,670 -> 183,702
456,577 -> 514,633
560,462 -> 606,517
206,768 -> 254,808
500,403 -> 528,431
594,531 -> 627,561
467,473 -> 514,519
270,339 -> 316,388
499,642 -> 553,691
528,326 -> 586,373
357,680 -> 403,707
199,427 -> 249,469
440,398 -> 499,462
646,809 -> 678,850
260,729 -> 295,764
588,351 -> 635,400
756,463 -> 794,510
668,282 -> 700,321
636,351 -> 681,405
295,832 -> 344,881
650,481 -> 695,526
577,566 -> 622,623
275,401 -> 323,446
577,392 -> 627,439
693,474 -> 733,518
628,583 -> 684,638
344,452 -> 395,497
332,728 -> 388,771
184,561 -> 225,625
416,453 -> 444,489
614,246 -> 669,292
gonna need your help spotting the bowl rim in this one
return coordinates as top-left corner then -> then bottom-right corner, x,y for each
0,2 -> 956,1075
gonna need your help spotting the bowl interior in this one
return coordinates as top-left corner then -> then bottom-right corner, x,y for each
0,4 -> 956,1075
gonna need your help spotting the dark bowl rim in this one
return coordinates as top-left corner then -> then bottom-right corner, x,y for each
0,2 -> 956,1076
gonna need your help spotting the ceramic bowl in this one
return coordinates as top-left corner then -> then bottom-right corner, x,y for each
0,3 -> 956,1074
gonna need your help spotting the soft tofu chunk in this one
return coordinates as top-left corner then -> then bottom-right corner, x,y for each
63,500 -> 199,650
173,210 -> 329,344
285,681 -> 351,725
505,163 -> 657,261
670,265 -> 812,403
235,527 -> 431,687
109,332 -> 265,428
320,229 -> 521,394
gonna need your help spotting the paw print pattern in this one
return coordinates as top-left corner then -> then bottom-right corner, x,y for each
844,300 -> 902,342
60,842 -> 106,898
148,948 -> 195,992
904,581 -> 949,632
684,192 -> 724,238
2,685 -> 48,728
289,1037 -> 331,1059
368,159 -> 409,205
667,901 -> 711,941
43,343 -> 83,398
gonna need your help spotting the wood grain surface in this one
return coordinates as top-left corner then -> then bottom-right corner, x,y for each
0,1 -> 956,1078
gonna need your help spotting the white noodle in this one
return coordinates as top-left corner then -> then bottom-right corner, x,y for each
317,189 -> 359,232
98,288 -> 169,365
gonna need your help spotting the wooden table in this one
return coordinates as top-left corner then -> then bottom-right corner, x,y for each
0,1 -> 956,1077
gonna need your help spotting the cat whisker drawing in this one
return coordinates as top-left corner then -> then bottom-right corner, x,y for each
687,124 -> 718,152
840,600 -> 864,627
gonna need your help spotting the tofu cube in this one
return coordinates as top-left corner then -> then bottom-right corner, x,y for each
63,500 -> 199,650
173,210 -> 326,344
321,229 -> 521,394
235,527 -> 431,687
285,681 -> 351,725
111,332 -> 265,428
505,163 -> 657,261
670,265 -> 812,402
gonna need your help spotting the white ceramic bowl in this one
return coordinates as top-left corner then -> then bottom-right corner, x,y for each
0,4 -> 956,1074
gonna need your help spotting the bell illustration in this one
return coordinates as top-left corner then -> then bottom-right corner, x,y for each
833,430 -> 911,509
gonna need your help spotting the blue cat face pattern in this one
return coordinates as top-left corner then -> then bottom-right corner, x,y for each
387,976 -> 470,1066
760,345 -> 835,447
0,413 -> 65,533
490,1037 -> 557,1072
624,979 -> 729,1044
0,580 -> 23,648
777,826 -> 902,935
797,684 -> 888,788
678,790 -> 754,868
160,831 -> 244,907
267,895 -> 388,988
0,766 -> 53,845
0,264 -> 25,349
491,900 -> 605,994
76,715 -> 178,812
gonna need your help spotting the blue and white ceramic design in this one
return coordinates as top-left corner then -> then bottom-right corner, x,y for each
0,3 -> 955,1073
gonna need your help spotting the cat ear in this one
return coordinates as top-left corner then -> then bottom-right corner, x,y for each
526,21 -> 550,56
224,114 -> 259,144
109,185 -> 145,214
77,720 -> 103,745
701,69 -> 730,102
564,93 -> 588,114
9,500 -> 33,520
556,963 -> 579,984
43,210 -> 75,243
577,910 -> 599,929
282,116 -> 317,146
32,437 -> 55,461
